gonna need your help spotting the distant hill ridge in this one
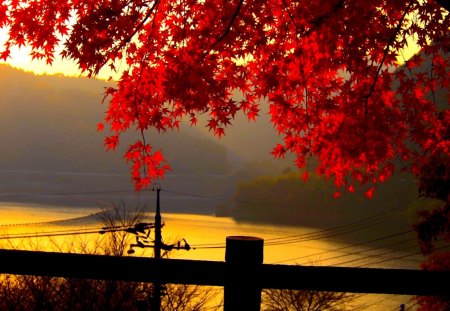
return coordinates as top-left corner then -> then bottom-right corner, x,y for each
0,64 -> 235,175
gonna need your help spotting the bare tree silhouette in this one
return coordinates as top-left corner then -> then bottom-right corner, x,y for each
0,202 -> 221,311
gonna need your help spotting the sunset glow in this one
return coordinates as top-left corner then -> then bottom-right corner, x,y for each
0,29 -> 115,80
0,0 -> 448,309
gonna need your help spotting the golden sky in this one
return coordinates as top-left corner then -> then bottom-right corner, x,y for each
0,29 -> 115,80
0,46 -> 84,77
0,28 -> 420,80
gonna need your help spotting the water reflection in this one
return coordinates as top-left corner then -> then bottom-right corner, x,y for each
0,203 -> 423,310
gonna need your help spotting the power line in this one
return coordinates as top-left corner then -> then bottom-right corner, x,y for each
352,294 -> 399,311
303,238 -> 418,266
191,245 -> 226,250
264,196 -> 421,245
186,196 -> 398,249
0,188 -> 424,261
0,227 -> 105,240
190,213 -> 403,249
357,244 -> 450,268
186,196 -> 421,249
0,225 -> 133,240
0,186 -> 419,217
0,191 -> 158,228
405,301 -> 420,311
191,211 -> 411,250
272,229 -> 413,264
263,214 -> 406,246
0,212 -> 105,228
332,241 -> 420,267
0,189 -> 136,198
162,188 -> 348,209
190,206 -> 414,249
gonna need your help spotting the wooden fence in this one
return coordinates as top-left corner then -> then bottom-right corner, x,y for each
0,236 -> 449,310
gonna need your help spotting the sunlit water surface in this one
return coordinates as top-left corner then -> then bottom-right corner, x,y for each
0,203 -> 421,310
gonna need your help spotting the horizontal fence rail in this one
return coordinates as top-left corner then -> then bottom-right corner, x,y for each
1,248 -> 449,297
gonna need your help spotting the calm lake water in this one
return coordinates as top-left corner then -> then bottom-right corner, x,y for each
0,202 -> 421,310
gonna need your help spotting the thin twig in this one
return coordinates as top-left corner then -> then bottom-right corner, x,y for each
95,0 -> 160,75
208,0 -> 244,53
430,52 -> 437,114
281,0 -> 300,34
302,0 -> 345,38
399,49 -> 415,79
364,0 -> 414,115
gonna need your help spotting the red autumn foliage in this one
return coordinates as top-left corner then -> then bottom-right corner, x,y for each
413,251 -> 450,310
413,110 -> 450,310
1,0 -> 448,191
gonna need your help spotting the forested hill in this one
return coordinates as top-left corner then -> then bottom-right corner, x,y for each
221,171 -> 436,231
0,65 -> 241,211
0,65 -> 293,212
0,64 -> 233,175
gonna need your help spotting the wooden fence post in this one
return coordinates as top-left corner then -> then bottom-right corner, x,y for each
224,236 -> 264,311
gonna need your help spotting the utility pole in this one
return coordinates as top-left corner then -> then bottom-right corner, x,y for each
154,185 -> 162,260
151,185 -> 162,311
102,184 -> 188,311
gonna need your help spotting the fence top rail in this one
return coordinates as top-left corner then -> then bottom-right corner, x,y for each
0,249 -> 448,296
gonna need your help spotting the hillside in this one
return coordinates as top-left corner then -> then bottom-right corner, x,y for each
0,65 -> 244,212
0,65 -> 237,174
2,64 -> 434,231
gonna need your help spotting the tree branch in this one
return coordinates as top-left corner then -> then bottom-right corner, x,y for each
430,53 -> 437,115
209,0 -> 244,51
123,0 -> 160,48
364,0 -> 414,114
94,0 -> 160,75
281,0 -> 300,34
302,0 -> 345,38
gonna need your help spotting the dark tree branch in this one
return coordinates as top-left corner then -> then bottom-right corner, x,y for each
209,0 -> 244,51
93,0 -> 160,75
281,0 -> 300,34
123,0 -> 160,47
302,0 -> 345,37
364,0 -> 414,114
430,53 -> 438,115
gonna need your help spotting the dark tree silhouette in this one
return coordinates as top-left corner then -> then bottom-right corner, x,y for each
262,287 -> 355,311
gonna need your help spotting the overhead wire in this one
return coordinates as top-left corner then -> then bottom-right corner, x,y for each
405,301 -> 420,311
330,240 -> 420,267
0,189 -> 137,198
272,229 -> 413,264
0,228 -> 105,240
189,191 -> 421,251
191,245 -> 227,249
189,192 -> 426,267
304,238 -> 418,265
0,188 -> 158,228
352,294 -> 401,311
263,208 -> 410,246
357,244 -> 450,268
0,212 -> 105,228
0,225 -> 135,240
0,187 -> 427,266
190,196 -> 422,249
326,241 -> 450,269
